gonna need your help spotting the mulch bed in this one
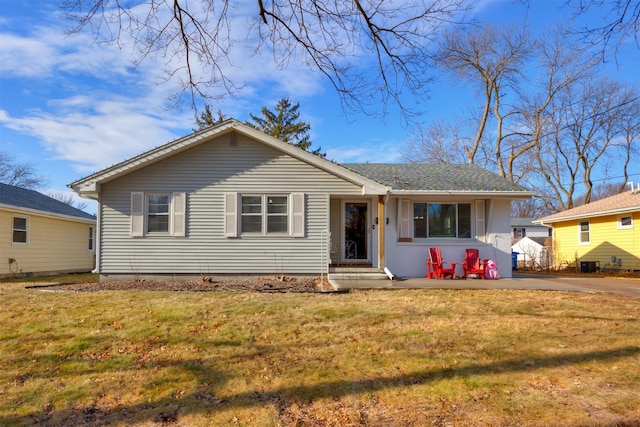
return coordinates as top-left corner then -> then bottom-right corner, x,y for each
30,276 -> 337,293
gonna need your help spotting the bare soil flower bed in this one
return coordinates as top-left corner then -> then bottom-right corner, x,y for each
33,276 -> 335,293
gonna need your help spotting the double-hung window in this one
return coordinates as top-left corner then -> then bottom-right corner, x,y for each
12,215 -> 28,244
241,195 -> 289,234
130,192 -> 186,237
579,221 -> 590,244
413,203 -> 471,239
147,194 -> 171,233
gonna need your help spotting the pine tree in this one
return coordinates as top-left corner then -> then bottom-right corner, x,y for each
248,98 -> 324,156
195,104 -> 226,130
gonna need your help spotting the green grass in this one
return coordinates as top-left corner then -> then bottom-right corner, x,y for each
0,285 -> 638,426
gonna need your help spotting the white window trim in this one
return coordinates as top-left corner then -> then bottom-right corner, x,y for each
617,215 -> 633,230
130,192 -> 186,237
411,201 -> 473,240
12,214 -> 29,245
227,193 -> 305,238
145,192 -> 172,234
240,194 -> 290,236
578,220 -> 590,245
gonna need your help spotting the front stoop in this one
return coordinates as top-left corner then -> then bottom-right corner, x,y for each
328,267 -> 389,281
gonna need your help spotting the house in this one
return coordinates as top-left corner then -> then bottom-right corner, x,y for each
510,217 -> 552,243
535,188 -> 640,272
68,119 -> 533,281
510,218 -> 552,269
511,236 -> 549,269
0,183 -> 96,278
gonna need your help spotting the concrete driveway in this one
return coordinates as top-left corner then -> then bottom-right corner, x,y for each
328,273 -> 640,298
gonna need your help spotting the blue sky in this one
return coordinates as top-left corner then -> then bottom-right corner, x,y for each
1,0 -> 639,213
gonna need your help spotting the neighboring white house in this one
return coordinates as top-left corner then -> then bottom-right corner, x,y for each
0,183 -> 96,278
511,217 -> 552,243
511,236 -> 549,269
69,119 -> 533,281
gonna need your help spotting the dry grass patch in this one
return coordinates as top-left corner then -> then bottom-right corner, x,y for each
0,285 -> 638,426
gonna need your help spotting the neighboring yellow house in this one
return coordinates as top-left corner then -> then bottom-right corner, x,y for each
535,188 -> 640,272
0,183 -> 96,278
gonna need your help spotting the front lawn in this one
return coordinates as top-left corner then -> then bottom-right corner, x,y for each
1,286 -> 638,426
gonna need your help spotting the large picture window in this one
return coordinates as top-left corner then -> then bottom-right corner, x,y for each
12,215 -> 28,244
241,195 -> 289,234
413,203 -> 471,239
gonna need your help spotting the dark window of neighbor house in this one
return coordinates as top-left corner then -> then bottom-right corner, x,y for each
579,221 -> 590,244
618,215 -> 633,229
12,216 -> 28,244
88,227 -> 94,250
513,228 -> 526,238
413,203 -> 471,239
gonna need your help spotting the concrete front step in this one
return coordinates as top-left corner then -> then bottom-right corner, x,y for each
328,269 -> 390,280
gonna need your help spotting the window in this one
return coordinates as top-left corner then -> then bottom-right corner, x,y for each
579,221 -> 590,244
618,215 -> 633,230
88,227 -> 94,250
12,215 -> 28,244
130,192 -> 186,237
241,195 -> 289,234
413,203 -> 471,239
147,194 -> 170,233
513,228 -> 526,239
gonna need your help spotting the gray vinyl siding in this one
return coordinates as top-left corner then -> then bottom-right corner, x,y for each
98,134 -> 362,275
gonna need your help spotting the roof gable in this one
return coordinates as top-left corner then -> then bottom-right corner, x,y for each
69,119 -> 388,196
536,190 -> 640,223
0,183 -> 96,221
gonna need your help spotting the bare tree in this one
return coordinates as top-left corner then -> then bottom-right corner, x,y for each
567,0 -> 640,59
0,152 -> 48,189
511,198 -> 550,218
61,0 -> 472,116
47,191 -> 89,211
432,24 -> 531,170
403,120 -> 486,165
531,77 -> 640,211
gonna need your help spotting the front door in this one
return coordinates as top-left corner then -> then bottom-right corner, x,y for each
343,202 -> 369,262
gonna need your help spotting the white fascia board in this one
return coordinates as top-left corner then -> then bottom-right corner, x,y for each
390,190 -> 536,198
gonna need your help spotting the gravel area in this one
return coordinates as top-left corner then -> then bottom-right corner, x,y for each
32,276 -> 336,293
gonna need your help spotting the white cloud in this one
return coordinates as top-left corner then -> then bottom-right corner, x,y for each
0,100 -> 189,173
327,141 -> 404,164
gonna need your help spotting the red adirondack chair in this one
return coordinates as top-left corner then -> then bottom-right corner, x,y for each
426,247 -> 457,279
462,248 -> 487,279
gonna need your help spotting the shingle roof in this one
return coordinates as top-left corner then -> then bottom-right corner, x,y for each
342,163 -> 531,193
536,189 -> 640,223
0,183 -> 96,221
